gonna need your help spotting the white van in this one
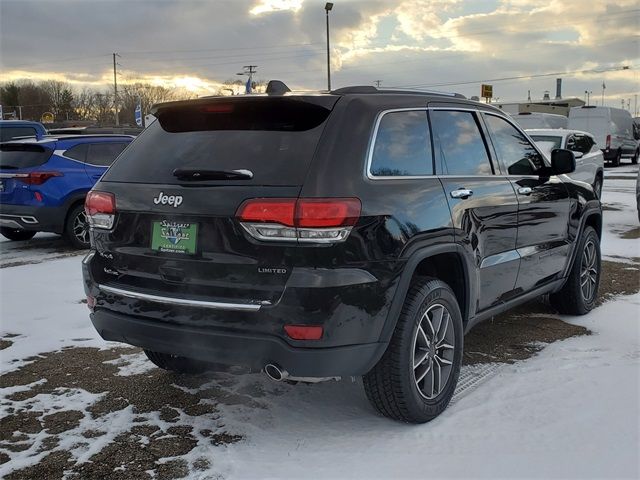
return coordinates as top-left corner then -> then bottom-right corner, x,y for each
568,106 -> 639,166
512,112 -> 568,129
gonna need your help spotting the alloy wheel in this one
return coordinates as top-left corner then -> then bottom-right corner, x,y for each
73,211 -> 90,245
412,303 -> 455,400
580,239 -> 598,302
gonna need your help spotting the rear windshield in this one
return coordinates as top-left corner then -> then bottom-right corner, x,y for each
0,144 -> 53,169
530,135 -> 562,149
103,98 -> 335,185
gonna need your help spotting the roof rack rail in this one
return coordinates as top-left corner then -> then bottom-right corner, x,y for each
331,85 -> 465,98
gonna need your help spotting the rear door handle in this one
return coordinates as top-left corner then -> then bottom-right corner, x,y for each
517,187 -> 533,196
450,188 -> 473,199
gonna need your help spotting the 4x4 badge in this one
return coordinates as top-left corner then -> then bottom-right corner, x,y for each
153,191 -> 183,207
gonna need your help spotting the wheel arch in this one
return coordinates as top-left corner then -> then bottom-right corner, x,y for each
379,244 -> 473,343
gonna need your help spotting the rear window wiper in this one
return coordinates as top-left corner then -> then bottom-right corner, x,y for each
172,168 -> 253,181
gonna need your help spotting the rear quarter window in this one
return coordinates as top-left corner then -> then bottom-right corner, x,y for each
369,110 -> 433,177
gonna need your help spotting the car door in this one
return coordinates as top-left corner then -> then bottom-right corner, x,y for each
483,113 -> 571,295
84,142 -> 129,183
431,109 -> 520,311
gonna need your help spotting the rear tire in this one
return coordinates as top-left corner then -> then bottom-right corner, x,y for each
144,350 -> 211,374
632,149 -> 639,165
550,226 -> 600,315
63,204 -> 90,249
612,150 -> 621,167
0,228 -> 36,241
363,277 -> 463,423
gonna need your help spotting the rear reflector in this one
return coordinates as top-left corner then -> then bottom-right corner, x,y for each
236,197 -> 361,243
16,172 -> 62,185
85,191 -> 116,230
284,325 -> 323,340
86,295 -> 96,311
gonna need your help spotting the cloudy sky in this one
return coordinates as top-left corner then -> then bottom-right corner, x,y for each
1,0 -> 638,108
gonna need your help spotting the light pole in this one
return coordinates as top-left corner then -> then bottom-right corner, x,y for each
325,3 -> 333,91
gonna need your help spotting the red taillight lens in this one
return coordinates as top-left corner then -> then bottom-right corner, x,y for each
237,199 -> 296,226
236,197 -> 361,243
85,191 -> 116,230
296,198 -> 361,228
85,191 -> 115,215
284,325 -> 324,340
17,172 -> 62,185
606,134 -> 611,149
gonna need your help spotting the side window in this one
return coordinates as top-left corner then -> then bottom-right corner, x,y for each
64,143 -> 88,161
370,110 -> 433,177
573,135 -> 593,154
86,142 -> 128,167
484,114 -> 545,175
430,110 -> 493,175
1,127 -> 36,142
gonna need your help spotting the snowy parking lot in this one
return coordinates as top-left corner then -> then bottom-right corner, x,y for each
1,166 -> 639,479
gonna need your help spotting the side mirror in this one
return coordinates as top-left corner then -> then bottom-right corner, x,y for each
551,148 -> 576,175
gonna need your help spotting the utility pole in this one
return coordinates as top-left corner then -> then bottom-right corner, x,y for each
374,80 -> 382,88
325,3 -> 333,91
113,53 -> 120,126
634,94 -> 638,117
601,81 -> 606,107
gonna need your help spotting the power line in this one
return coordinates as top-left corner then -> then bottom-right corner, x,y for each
389,65 -> 636,89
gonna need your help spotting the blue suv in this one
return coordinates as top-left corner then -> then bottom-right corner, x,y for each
0,135 -> 133,248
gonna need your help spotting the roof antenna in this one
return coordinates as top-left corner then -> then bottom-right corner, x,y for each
266,80 -> 291,96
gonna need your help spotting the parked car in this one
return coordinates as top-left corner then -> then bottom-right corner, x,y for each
636,167 -> 640,223
82,85 -> 602,424
527,129 -> 604,197
568,106 -> 639,167
47,126 -> 143,136
0,120 -> 47,142
512,112 -> 568,129
0,134 -> 133,247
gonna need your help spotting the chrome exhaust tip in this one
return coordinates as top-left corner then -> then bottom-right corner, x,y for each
264,363 -> 288,382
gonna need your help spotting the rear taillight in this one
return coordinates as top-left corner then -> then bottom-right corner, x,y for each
606,134 -> 611,150
236,197 -> 361,243
15,172 -> 62,185
85,191 -> 116,230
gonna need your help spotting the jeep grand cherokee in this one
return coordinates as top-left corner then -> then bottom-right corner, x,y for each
82,83 -> 602,423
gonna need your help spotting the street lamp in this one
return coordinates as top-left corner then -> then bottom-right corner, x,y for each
325,2 -> 333,91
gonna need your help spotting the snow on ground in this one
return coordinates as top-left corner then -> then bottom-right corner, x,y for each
1,165 -> 639,479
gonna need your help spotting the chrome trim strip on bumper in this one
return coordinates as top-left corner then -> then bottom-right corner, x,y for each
97,284 -> 268,311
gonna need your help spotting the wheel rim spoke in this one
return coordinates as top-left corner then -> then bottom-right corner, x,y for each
412,303 -> 456,400
580,240 -> 598,301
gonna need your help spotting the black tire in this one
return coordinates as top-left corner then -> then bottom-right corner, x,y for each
363,277 -> 463,423
143,350 -> 211,374
592,175 -> 603,199
612,150 -> 621,167
632,149 -> 639,165
63,203 -> 90,249
550,226 -> 600,315
0,227 -> 36,241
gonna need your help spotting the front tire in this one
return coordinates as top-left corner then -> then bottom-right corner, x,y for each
144,350 -> 210,374
0,228 -> 36,241
632,149 -> 639,165
63,204 -> 90,249
363,278 -> 463,423
550,226 -> 601,315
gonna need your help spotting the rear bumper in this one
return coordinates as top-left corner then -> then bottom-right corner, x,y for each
90,308 -> 388,377
0,203 -> 67,233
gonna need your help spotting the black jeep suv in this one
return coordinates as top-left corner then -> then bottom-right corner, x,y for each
82,84 -> 602,423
